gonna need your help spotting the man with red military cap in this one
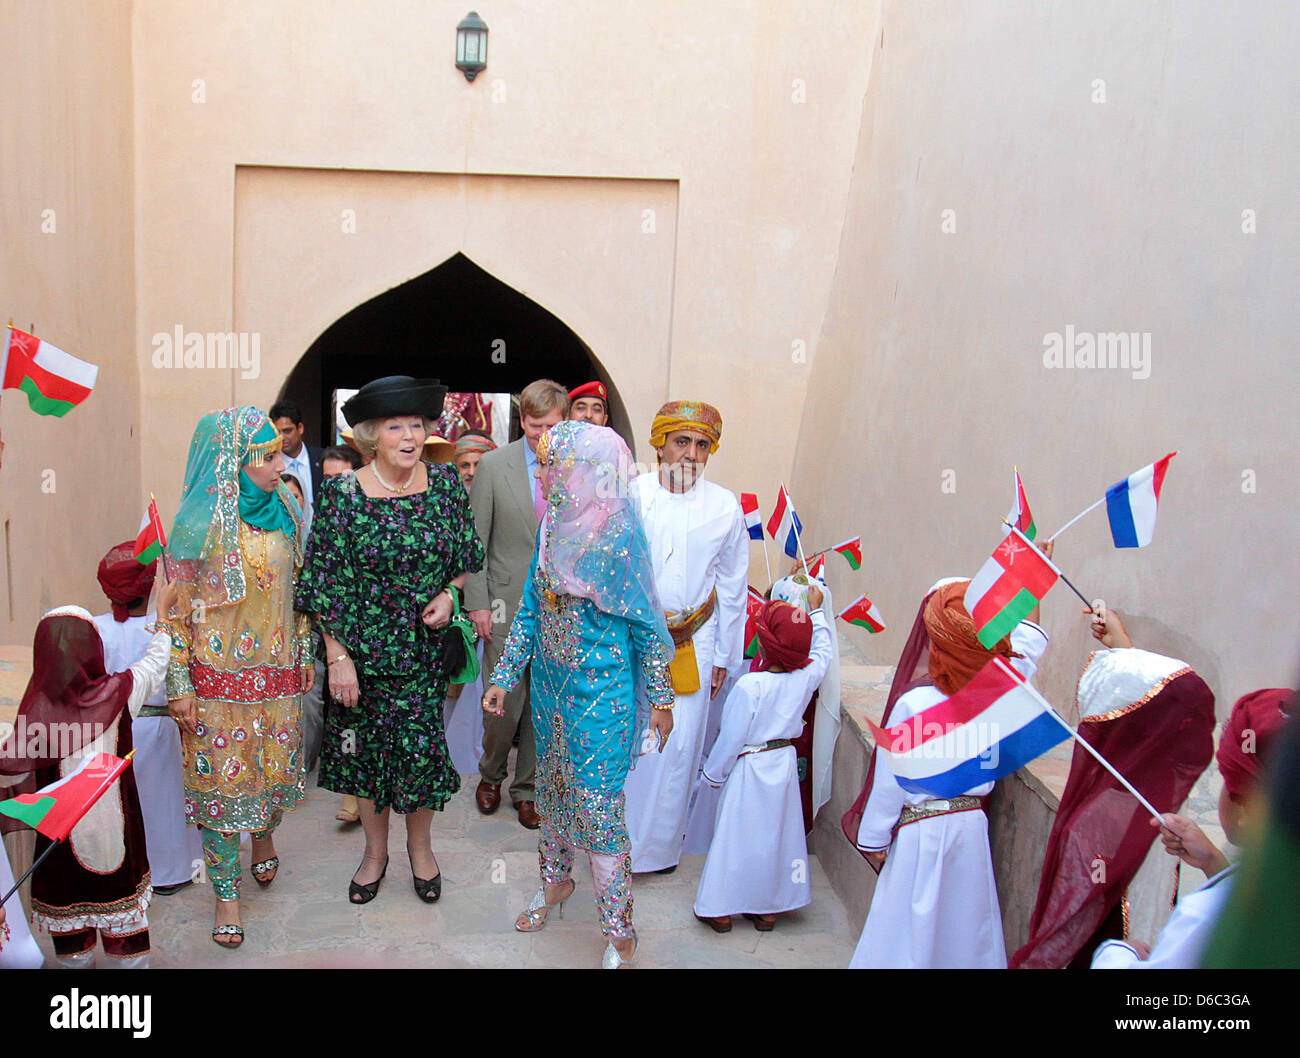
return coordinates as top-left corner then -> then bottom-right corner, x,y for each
568,381 -> 609,427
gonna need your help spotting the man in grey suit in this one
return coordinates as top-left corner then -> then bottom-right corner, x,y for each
464,379 -> 568,828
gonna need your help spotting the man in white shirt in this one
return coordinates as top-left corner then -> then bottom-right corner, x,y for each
623,400 -> 749,873
270,400 -> 323,532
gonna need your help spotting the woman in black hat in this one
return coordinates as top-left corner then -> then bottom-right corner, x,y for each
297,377 -> 485,904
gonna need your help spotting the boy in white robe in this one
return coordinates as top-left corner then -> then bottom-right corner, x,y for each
694,587 -> 832,932
92,542 -> 202,893
848,579 -> 1049,968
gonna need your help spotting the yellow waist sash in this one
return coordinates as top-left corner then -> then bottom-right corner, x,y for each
665,590 -> 717,696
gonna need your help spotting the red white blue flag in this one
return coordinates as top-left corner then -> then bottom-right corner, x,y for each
1105,452 -> 1176,548
765,485 -> 803,558
865,658 -> 1069,798
740,492 -> 764,541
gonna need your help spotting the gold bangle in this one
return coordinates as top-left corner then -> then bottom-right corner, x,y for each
652,702 -> 675,712
328,654 -> 348,666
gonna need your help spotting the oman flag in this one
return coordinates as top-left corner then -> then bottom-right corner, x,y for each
1006,467 -> 1037,540
133,497 -> 167,565
833,536 -> 863,570
1,326 -> 98,417
739,492 -> 764,541
1106,452 -> 1176,549
0,752 -> 132,842
742,586 -> 766,658
965,527 -> 1059,648
839,593 -> 885,633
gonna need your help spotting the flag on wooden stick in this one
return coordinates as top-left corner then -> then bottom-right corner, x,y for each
965,527 -> 1060,648
1006,467 -> 1037,541
832,536 -> 863,570
0,752 -> 133,842
865,657 -> 1070,798
1105,452 -> 1176,548
133,496 -> 167,565
1,326 -> 98,417
740,493 -> 764,541
765,485 -> 803,559
838,593 -> 885,633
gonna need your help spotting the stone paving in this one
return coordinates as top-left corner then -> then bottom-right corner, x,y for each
18,757 -> 858,970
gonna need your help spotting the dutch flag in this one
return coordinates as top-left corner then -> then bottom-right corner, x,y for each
1105,452 -> 1177,549
765,485 -> 803,558
865,657 -> 1070,799
740,492 -> 764,541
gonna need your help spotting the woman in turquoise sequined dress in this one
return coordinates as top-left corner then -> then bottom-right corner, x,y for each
483,421 -> 674,969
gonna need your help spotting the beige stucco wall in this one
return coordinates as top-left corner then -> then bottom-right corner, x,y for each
227,166 -> 679,467
794,0 -> 1300,715
0,0 -> 140,642
132,0 -> 879,522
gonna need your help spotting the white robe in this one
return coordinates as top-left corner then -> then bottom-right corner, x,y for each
623,473 -> 749,872
93,612 -> 202,888
1091,865 -> 1237,969
848,620 -> 1048,969
0,838 -> 44,968
694,609 -> 833,917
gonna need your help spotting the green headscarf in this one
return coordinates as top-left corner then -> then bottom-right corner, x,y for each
170,407 -> 302,609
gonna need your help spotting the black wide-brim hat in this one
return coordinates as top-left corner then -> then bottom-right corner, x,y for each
341,375 -> 448,426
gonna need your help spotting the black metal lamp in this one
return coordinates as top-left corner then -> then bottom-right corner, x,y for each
456,11 -> 488,81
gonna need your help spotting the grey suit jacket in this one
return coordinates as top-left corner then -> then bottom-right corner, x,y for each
462,438 -> 539,618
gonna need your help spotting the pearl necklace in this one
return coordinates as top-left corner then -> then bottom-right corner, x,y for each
371,460 -> 417,494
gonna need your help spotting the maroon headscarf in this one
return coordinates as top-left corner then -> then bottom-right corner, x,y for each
1217,688 -> 1292,802
96,541 -> 157,622
0,611 -> 135,836
753,600 -> 813,672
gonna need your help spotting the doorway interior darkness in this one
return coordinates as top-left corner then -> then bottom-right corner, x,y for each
278,252 -> 625,444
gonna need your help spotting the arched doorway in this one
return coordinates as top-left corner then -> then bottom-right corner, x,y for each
277,253 -> 627,445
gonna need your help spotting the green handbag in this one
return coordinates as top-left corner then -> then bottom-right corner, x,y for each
439,588 -> 481,685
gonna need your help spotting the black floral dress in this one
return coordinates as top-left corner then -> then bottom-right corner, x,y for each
296,463 -> 485,813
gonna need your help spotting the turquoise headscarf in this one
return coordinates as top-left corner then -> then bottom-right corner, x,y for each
170,407 -> 302,609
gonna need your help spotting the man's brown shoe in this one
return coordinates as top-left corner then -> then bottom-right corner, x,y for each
476,780 -> 501,814
514,800 -> 541,829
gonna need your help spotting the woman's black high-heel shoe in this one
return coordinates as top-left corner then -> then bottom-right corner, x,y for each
349,854 -> 388,904
410,853 -> 442,903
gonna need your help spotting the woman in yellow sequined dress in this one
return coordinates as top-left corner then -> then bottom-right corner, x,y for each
165,407 -> 313,948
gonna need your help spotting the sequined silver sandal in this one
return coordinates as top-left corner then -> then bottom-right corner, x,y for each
514,879 -> 575,932
602,931 -> 637,969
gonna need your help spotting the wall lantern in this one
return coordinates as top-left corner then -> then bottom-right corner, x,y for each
456,11 -> 488,81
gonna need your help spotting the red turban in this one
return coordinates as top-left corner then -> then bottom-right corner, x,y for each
97,540 -> 157,622
923,581 -> 1021,696
755,600 -> 813,671
1216,688 -> 1292,801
